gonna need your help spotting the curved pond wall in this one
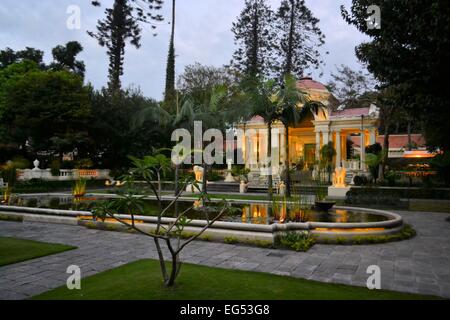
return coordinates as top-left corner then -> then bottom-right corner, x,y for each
0,204 -> 403,243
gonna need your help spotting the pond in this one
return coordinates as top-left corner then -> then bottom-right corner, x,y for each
6,194 -> 392,225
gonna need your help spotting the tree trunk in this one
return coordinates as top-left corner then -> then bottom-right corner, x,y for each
202,162 -> 208,194
381,123 -> 390,180
285,0 -> 295,76
174,164 -> 179,196
267,123 -> 273,200
153,238 -> 168,282
407,119 -> 412,150
284,124 -> 291,197
165,241 -> 179,287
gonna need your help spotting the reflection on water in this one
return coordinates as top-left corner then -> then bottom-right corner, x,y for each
7,195 -> 391,225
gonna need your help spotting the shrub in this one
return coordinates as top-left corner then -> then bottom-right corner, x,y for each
224,236 -> 239,244
50,159 -> 61,176
75,158 -> 93,169
277,231 -> 315,252
12,179 -> 107,193
0,214 -> 23,222
353,175 -> 368,186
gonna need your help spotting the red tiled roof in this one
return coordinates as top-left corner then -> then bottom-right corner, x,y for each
297,77 -> 328,91
330,107 -> 370,118
376,134 -> 425,149
349,134 -> 425,149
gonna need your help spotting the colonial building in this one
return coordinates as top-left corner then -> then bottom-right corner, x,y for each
238,77 -> 380,187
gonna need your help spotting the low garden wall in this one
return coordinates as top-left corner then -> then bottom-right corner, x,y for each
16,169 -> 111,182
0,204 -> 403,243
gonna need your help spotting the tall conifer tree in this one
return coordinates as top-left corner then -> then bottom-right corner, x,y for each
88,0 -> 164,93
275,0 -> 325,79
230,0 -> 276,79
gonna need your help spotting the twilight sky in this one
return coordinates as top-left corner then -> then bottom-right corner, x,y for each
0,0 -> 369,100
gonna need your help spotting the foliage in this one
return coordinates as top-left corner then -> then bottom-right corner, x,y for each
231,165 -> 250,182
365,153 -> 382,182
273,74 -> 320,196
274,0 -> 325,79
0,47 -> 44,69
277,231 -> 315,252
353,175 -> 368,186
365,142 -> 382,155
0,157 -> 29,188
326,64 -> 376,109
223,237 -> 239,244
341,0 -> 450,150
230,0 -> 276,78
11,179 -> 107,193
320,142 -> 336,168
177,63 -> 234,106
88,87 -> 170,169
164,0 -> 176,103
345,187 -> 403,207
384,170 -> 400,187
49,41 -> 85,78
430,151 -> 450,186
88,0 -> 164,92
50,159 -> 61,176
0,62 -> 91,157
74,158 -> 94,169
92,154 -> 233,287
72,179 -> 87,197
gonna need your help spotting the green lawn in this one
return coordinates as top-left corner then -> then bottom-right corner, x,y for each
33,259 -> 437,300
0,237 -> 77,266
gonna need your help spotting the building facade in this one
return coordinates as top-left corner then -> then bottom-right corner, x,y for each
239,78 -> 380,187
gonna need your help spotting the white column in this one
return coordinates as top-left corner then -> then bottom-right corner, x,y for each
360,130 -> 366,170
315,131 -> 320,161
369,128 -> 376,145
335,130 -> 341,168
322,130 -> 330,145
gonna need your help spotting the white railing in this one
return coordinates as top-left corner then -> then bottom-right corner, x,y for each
16,169 -> 111,181
342,159 -> 361,171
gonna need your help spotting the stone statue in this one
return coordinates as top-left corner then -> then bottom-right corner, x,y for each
332,167 -> 346,188
193,165 -> 204,182
224,159 -> 235,182
32,159 -> 40,171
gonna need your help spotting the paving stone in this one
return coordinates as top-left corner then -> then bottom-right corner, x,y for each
1,209 -> 449,299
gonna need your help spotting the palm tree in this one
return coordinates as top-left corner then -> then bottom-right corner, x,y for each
275,74 -> 319,197
175,85 -> 229,194
240,77 -> 279,200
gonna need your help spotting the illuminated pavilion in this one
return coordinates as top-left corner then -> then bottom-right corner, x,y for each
238,77 -> 380,187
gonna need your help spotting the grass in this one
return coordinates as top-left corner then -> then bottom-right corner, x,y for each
0,237 -> 77,267
33,259 -> 438,300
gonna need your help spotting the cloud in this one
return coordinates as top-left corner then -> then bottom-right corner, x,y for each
0,0 -> 369,99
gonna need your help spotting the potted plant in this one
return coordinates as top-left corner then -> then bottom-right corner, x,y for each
314,183 -> 335,211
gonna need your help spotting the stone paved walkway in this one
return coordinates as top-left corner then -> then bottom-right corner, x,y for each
0,210 -> 449,299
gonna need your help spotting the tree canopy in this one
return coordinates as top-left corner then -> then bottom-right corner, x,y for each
341,0 -> 450,150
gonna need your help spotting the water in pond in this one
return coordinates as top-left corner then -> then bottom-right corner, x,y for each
6,195 -> 391,225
